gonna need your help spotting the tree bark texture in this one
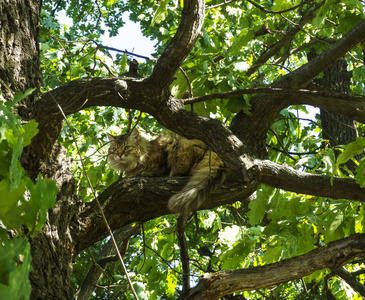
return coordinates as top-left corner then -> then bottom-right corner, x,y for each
2,0 -> 365,299
0,0 -> 42,104
182,234 -> 365,300
0,1 -> 80,299
311,55 -> 361,172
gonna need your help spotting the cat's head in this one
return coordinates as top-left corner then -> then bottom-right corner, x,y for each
107,128 -> 145,172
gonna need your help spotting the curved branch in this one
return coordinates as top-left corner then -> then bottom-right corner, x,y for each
231,18 -> 365,144
277,18 -> 365,88
181,233 -> 365,299
148,0 -> 205,88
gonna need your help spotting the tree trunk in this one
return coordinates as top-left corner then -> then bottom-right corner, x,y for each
0,0 -> 41,107
308,51 -> 359,172
0,1 -> 78,299
319,62 -> 356,146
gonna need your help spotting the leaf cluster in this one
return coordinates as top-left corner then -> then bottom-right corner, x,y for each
37,0 -> 365,299
0,92 -> 58,299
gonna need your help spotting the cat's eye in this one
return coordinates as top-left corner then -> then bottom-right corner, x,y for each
124,146 -> 131,151
110,147 -> 117,153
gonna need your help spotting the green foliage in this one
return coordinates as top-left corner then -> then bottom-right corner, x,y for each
337,138 -> 365,187
36,0 -> 365,298
0,94 -> 58,299
0,230 -> 32,299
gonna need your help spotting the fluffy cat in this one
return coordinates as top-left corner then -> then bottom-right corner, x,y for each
107,128 -> 225,216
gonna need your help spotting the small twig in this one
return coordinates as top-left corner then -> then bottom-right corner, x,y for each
300,277 -> 309,295
138,223 -> 146,272
266,144 -> 320,157
87,248 -> 113,285
178,66 -> 194,112
207,0 -> 237,10
98,59 -> 116,77
177,215 -> 190,294
144,244 -> 182,274
268,128 -> 297,161
91,40 -> 154,61
44,33 -> 154,62
246,0 -> 314,14
130,111 -> 142,133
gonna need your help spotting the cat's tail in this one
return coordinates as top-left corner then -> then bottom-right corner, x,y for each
168,154 -> 225,216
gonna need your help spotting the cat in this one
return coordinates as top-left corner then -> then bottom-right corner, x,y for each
107,128 -> 225,216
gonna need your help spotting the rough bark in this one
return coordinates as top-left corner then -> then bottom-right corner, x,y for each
231,18 -> 365,145
0,1 -> 80,299
29,143 -> 81,299
75,176 -> 257,253
0,0 -> 42,104
181,233 -> 365,300
309,54 -> 360,172
2,0 -> 365,299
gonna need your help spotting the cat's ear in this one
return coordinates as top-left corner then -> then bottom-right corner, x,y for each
130,128 -> 140,141
107,133 -> 115,142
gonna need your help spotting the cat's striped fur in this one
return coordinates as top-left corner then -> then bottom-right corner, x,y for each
107,128 -> 225,216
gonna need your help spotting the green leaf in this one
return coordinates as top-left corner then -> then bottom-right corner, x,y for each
13,88 -> 36,104
0,230 -> 32,300
337,138 -> 365,165
228,29 -> 254,55
247,185 -> 273,225
151,0 -> 169,26
324,210 -> 344,243
9,135 -> 24,191
202,27 -> 210,47
263,240 -> 282,263
25,174 -> 58,236
355,158 -> 365,187
166,272 -> 177,297
21,119 -> 39,147
0,179 -> 26,230
0,141 -> 12,177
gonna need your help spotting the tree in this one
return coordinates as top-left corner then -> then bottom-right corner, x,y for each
1,0 -> 365,299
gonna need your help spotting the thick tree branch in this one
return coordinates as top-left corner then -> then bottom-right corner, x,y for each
76,157 -> 365,254
75,176 -> 257,253
277,18 -> 365,88
181,233 -> 365,300
182,87 -> 365,106
255,160 -> 365,201
231,17 -> 365,144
